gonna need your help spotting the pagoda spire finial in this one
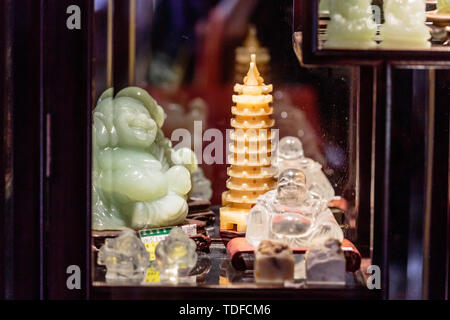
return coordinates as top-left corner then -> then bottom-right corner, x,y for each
244,54 -> 264,86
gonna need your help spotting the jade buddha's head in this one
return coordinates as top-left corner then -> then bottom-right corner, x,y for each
93,87 -> 166,151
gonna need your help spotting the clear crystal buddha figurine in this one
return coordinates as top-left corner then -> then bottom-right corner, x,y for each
97,229 -> 150,283
155,227 -> 198,284
246,168 -> 343,248
273,136 -> 335,202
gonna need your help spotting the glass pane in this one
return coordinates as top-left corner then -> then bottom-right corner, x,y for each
91,0 -> 369,291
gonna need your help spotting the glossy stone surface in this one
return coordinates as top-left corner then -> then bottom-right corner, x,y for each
155,227 -> 198,283
92,87 -> 198,230
97,229 -> 149,283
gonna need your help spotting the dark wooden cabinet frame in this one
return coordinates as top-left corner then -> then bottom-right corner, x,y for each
1,0 -> 448,300
294,0 -> 449,299
1,0 -> 93,300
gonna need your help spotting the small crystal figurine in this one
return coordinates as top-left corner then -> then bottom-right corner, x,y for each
155,227 -> 198,284
305,238 -> 346,284
246,168 -> 343,248
97,229 -> 150,283
273,136 -> 335,202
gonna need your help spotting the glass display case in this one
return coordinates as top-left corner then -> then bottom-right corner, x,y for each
1,0 -> 449,300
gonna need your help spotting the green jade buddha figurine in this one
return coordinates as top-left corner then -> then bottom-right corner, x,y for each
92,87 -> 198,230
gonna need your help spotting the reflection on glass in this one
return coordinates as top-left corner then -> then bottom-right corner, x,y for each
325,0 -> 377,49
380,0 -> 431,49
